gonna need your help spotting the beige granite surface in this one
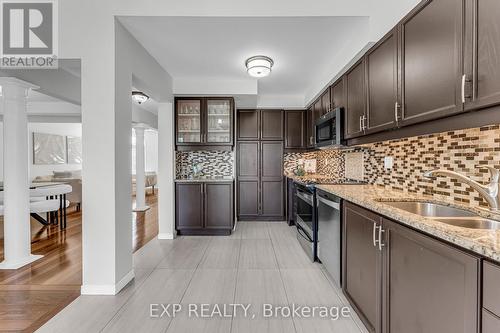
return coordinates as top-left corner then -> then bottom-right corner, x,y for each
175,176 -> 234,183
316,184 -> 500,263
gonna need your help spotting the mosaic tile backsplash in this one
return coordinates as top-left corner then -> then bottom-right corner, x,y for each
284,149 -> 345,181
284,124 -> 500,209
361,124 -> 500,209
175,150 -> 234,179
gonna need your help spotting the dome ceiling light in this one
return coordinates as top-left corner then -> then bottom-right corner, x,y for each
245,55 -> 274,78
132,91 -> 149,104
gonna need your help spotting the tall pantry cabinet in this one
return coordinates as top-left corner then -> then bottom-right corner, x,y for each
236,109 -> 285,221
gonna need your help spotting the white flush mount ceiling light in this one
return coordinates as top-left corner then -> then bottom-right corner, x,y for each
245,55 -> 274,78
132,91 -> 149,104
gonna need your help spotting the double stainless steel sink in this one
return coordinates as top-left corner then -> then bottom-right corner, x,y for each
379,200 -> 500,230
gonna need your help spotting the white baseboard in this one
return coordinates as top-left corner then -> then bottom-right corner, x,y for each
0,254 -> 43,270
81,269 -> 135,295
157,232 -> 175,240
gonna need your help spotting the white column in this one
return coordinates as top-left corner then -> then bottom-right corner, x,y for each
157,102 -> 175,239
0,78 -> 42,269
133,125 -> 149,212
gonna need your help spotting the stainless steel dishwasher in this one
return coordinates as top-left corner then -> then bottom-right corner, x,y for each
316,189 -> 342,287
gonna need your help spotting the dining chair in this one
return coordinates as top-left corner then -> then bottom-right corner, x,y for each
30,184 -> 73,229
30,199 -> 60,226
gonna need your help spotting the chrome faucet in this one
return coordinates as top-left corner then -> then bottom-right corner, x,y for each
423,166 -> 500,211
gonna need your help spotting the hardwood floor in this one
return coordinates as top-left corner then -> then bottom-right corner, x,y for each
0,191 -> 158,332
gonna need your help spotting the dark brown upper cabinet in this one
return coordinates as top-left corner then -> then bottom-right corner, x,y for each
237,109 -> 284,141
284,110 -> 306,149
320,89 -> 331,116
175,97 -> 234,148
366,29 -> 399,134
399,0 -> 466,126
345,59 -> 367,139
464,0 -> 500,111
261,109 -> 284,140
306,106 -> 315,148
313,98 -> 322,122
330,77 -> 345,110
237,109 -> 260,141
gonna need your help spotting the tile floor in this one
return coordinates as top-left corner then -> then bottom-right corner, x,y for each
37,222 -> 368,333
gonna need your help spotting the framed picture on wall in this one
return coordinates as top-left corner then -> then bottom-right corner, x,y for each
33,132 -> 67,165
67,136 -> 82,164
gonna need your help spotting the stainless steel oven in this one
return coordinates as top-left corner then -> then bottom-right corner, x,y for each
294,183 -> 317,261
315,107 -> 344,148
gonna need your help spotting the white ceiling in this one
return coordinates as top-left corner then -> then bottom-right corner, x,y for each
119,16 -> 369,103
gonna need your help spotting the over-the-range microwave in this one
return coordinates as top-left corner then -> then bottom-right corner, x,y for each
315,107 -> 345,148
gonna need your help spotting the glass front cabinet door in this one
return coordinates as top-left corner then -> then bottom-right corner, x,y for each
176,99 -> 202,144
206,99 -> 232,143
175,97 -> 233,147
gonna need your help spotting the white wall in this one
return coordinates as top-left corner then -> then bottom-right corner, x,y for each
0,122 -> 82,181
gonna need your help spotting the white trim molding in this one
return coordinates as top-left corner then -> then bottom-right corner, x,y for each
157,232 -> 175,240
0,254 -> 43,270
80,269 -> 135,295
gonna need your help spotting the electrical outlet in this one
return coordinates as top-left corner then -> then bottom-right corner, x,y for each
384,156 -> 394,169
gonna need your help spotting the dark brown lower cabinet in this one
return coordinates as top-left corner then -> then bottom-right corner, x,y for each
176,181 -> 233,235
343,202 -> 383,333
176,183 -> 204,230
482,261 -> 500,332
286,178 -> 296,226
383,218 -> 479,333
237,181 -> 259,217
261,180 -> 284,217
482,309 -> 500,333
237,178 -> 284,220
343,201 -> 480,333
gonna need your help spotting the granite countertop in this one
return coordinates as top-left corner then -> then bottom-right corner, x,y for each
175,176 -> 234,183
285,173 -> 344,183
316,184 -> 500,263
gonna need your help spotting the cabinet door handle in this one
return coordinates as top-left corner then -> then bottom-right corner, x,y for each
372,222 -> 379,246
461,74 -> 471,104
394,102 -> 400,123
378,226 -> 385,251
359,116 -> 363,132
